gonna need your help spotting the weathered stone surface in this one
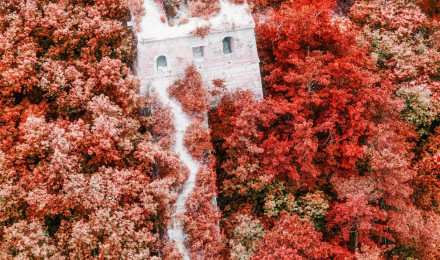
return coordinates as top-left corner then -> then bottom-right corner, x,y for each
134,1 -> 263,105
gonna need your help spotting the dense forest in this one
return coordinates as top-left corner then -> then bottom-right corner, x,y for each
1,0 -> 440,259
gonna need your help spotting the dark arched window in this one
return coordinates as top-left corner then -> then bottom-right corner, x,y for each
223,37 -> 233,54
156,55 -> 167,71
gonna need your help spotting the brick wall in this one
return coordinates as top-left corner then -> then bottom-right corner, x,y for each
135,27 -> 263,105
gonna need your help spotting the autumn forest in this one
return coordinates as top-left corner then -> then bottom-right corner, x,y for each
2,0 -> 440,259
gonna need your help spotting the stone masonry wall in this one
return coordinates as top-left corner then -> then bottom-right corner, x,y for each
135,27 -> 263,104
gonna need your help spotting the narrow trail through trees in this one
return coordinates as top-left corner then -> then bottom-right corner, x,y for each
151,78 -> 200,260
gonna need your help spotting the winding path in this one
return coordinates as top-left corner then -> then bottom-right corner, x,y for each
150,78 -> 200,260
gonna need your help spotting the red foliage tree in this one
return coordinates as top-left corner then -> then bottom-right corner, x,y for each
169,66 -> 210,117
187,0 -> 221,17
350,1 -> 440,257
190,25 -> 211,39
256,0 -> 410,181
419,0 -> 440,19
0,0 -> 185,258
128,0 -> 146,31
210,0 -> 416,256
184,120 -> 212,161
327,194 -> 391,253
243,0 -> 285,10
212,0 -> 413,198
253,213 -> 352,259
184,166 -> 225,259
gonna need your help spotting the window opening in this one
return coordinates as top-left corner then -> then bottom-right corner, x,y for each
156,56 -> 167,71
193,46 -> 204,58
223,37 -> 233,54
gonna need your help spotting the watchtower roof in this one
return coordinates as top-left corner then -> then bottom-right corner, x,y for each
137,0 -> 255,42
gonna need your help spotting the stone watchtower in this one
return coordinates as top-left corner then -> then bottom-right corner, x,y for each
133,0 -> 263,104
